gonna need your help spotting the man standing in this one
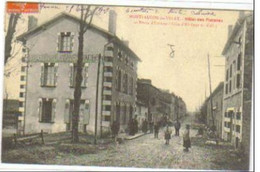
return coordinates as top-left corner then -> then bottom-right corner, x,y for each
154,122 -> 159,139
175,120 -> 181,136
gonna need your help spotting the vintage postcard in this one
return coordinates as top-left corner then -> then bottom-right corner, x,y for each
1,1 -> 254,171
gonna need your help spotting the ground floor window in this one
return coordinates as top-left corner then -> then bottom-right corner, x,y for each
39,98 -> 56,123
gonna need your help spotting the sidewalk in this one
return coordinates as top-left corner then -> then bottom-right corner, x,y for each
118,132 -> 148,140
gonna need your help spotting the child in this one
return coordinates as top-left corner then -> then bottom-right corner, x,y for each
164,125 -> 172,145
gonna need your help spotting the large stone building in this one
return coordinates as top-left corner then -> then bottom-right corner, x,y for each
221,12 -> 253,158
17,11 -> 140,136
206,82 -> 224,138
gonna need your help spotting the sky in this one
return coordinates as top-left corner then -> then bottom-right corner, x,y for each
3,3 -> 240,112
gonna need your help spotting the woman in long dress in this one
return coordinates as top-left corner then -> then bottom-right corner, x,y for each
183,124 -> 191,152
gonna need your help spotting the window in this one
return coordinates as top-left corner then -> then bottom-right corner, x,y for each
226,69 -> 229,81
236,112 -> 241,120
230,64 -> 232,77
20,85 -> 25,89
21,76 -> 25,81
104,115 -> 111,122
21,66 -> 26,72
41,63 -> 57,87
58,32 -> 73,52
129,77 -> 134,95
225,83 -> 228,95
19,92 -> 24,98
229,80 -> 232,93
117,70 -> 121,91
236,73 -> 241,88
104,105 -> 111,111
118,51 -> 122,60
123,73 -> 128,94
39,98 -> 56,123
227,122 -> 231,128
236,125 -> 240,133
237,53 -> 241,70
19,102 -> 23,107
70,63 -> 88,88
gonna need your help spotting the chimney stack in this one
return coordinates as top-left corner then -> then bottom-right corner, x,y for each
28,16 -> 38,31
227,25 -> 233,39
108,10 -> 117,35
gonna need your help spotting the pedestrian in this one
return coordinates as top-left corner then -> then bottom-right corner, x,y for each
133,115 -> 138,135
154,122 -> 159,139
111,121 -> 120,143
128,118 -> 134,136
183,124 -> 191,152
164,125 -> 172,145
174,120 -> 181,136
142,119 -> 148,133
149,120 -> 154,133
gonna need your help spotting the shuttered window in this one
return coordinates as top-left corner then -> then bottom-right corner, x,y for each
40,63 -> 58,87
57,32 -> 74,52
69,63 -> 88,87
39,98 -> 56,123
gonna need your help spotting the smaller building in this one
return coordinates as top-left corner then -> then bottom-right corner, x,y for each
206,82 -> 224,138
2,99 -> 22,137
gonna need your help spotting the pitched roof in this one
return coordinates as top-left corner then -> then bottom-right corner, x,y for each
222,14 -> 253,55
17,12 -> 141,61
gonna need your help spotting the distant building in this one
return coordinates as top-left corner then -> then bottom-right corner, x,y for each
16,11 -> 140,136
221,12 -> 253,158
136,79 -> 186,124
135,100 -> 148,129
2,99 -> 22,137
206,82 -> 224,138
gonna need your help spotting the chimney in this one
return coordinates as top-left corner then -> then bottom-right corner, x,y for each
28,16 -> 38,31
108,10 -> 117,35
227,25 -> 233,39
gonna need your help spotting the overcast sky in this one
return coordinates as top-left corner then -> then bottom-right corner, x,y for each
4,4 -> 240,111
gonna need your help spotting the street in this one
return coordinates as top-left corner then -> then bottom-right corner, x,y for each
42,116 -> 247,170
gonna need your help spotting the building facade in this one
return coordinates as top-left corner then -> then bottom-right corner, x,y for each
17,11 -> 140,136
206,82 -> 224,138
136,79 -> 186,124
221,12 -> 253,157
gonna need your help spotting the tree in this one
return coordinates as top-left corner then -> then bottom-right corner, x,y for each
71,5 -> 99,143
5,13 -> 21,65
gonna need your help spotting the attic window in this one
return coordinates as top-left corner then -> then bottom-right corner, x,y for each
58,32 -> 74,52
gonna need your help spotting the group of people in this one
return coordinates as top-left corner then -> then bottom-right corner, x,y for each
161,120 -> 191,152
111,117 -> 191,152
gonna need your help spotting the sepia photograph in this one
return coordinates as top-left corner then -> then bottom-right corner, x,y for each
1,1 -> 254,171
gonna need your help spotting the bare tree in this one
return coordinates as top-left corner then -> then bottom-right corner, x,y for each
5,13 -> 21,65
72,5 -> 99,143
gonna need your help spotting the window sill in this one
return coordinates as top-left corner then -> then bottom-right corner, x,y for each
39,121 -> 55,124
41,85 -> 56,88
58,51 -> 72,53
70,86 -> 87,89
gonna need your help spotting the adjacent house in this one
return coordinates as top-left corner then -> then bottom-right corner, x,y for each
206,82 -> 224,138
16,11 -> 140,136
221,12 -> 253,158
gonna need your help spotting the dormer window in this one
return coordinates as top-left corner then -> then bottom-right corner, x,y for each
58,32 -> 74,52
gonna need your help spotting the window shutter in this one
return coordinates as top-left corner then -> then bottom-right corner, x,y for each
82,63 -> 88,87
51,99 -> 57,123
38,98 -> 43,122
57,33 -> 61,51
40,63 -> 44,86
70,32 -> 74,51
69,63 -> 74,87
83,100 -> 90,124
54,63 -> 58,86
64,99 -> 70,123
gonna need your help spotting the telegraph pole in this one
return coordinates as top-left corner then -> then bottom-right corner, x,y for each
207,53 -> 215,130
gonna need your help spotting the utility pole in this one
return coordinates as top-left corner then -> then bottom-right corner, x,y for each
207,53 -> 215,131
94,54 -> 101,145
